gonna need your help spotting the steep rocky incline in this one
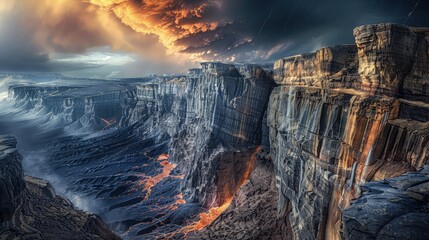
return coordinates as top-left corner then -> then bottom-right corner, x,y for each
189,154 -> 290,240
0,135 -> 119,240
270,23 -> 429,240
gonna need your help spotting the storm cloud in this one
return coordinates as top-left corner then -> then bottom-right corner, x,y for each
0,0 -> 428,76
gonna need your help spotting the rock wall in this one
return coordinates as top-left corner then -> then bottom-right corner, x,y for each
273,45 -> 357,88
171,64 -> 274,208
189,155 -> 291,240
269,23 -> 429,240
8,83 -> 136,130
0,135 -> 25,226
354,24 -> 429,97
0,135 -> 119,239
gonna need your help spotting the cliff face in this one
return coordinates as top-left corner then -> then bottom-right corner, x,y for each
189,155 -> 291,240
0,135 -> 119,240
270,23 -> 429,240
171,64 -> 274,208
8,83 -> 136,133
273,45 -> 358,88
354,24 -> 429,97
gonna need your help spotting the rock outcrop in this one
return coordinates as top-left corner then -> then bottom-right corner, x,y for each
273,45 -> 358,88
354,24 -> 429,97
0,135 -> 25,226
0,135 -> 120,240
343,166 -> 429,240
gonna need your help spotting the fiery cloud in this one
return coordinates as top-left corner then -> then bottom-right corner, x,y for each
84,0 -> 226,59
1,0 -> 428,75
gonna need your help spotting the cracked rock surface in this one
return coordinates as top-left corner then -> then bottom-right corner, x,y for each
343,166 -> 429,240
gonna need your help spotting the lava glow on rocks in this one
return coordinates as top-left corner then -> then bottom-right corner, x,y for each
136,153 -> 177,200
167,146 -> 262,238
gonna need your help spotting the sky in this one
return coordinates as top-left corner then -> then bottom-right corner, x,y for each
0,0 -> 428,78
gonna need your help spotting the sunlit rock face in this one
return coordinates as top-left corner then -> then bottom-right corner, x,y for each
171,63 -> 275,208
269,23 -> 429,240
343,166 -> 429,240
354,24 -> 429,97
273,45 -> 358,88
0,135 -> 119,239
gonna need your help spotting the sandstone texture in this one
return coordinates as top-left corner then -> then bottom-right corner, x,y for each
269,23 -> 429,240
0,135 -> 119,240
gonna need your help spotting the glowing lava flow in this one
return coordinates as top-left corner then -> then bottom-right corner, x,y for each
169,193 -> 187,211
168,146 -> 262,238
137,154 -> 177,200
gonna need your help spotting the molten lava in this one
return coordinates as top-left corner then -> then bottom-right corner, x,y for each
168,146 -> 262,238
169,193 -> 187,211
188,199 -> 232,231
136,153 -> 177,200
100,117 -> 116,127
157,153 -> 170,161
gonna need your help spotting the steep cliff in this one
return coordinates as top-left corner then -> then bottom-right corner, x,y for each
189,154 -> 290,240
270,23 -> 429,240
0,135 -> 119,240
171,63 -> 275,209
8,82 -> 136,133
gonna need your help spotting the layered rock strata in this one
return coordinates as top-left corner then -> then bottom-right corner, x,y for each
269,23 -> 429,240
171,64 -> 275,208
0,135 -> 119,240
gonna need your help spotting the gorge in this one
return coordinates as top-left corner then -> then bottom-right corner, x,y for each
1,23 -> 429,240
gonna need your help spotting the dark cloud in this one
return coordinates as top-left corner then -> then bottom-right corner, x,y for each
178,0 -> 429,61
0,0 -> 428,75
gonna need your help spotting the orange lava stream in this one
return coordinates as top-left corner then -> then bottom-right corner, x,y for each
167,146 -> 262,239
136,154 -> 178,200
100,117 -> 116,126
169,193 -> 187,211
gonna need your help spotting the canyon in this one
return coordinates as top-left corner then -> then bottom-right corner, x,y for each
0,23 -> 428,240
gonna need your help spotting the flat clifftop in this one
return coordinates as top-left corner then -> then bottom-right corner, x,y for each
274,23 -> 429,101
0,135 -> 120,240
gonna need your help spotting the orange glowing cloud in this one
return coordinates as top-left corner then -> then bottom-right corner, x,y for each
83,0 -> 223,57
0,0 -> 209,73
